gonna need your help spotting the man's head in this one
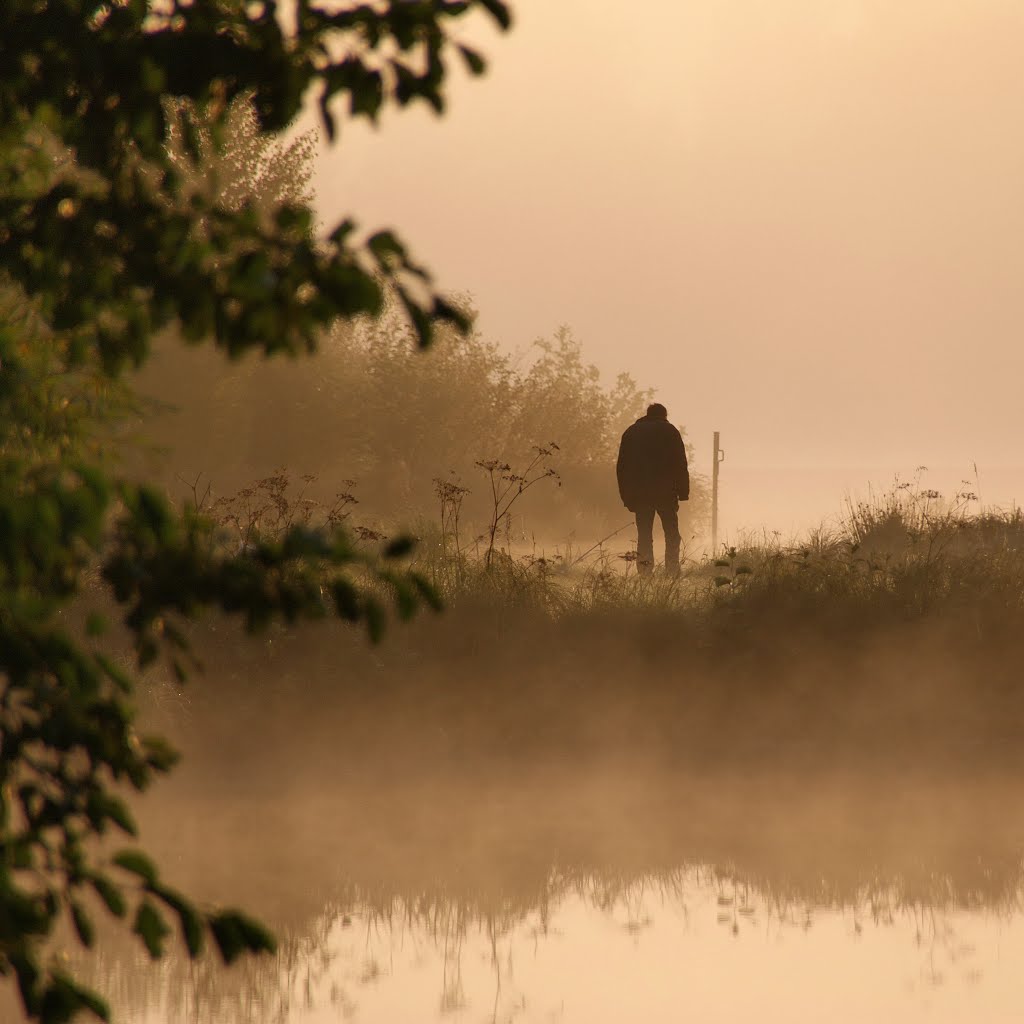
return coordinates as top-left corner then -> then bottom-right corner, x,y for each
646,403 -> 668,420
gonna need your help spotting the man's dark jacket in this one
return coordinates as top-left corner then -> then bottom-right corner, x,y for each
616,415 -> 690,512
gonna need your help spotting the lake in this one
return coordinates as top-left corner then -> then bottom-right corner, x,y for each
76,768 -> 1024,1023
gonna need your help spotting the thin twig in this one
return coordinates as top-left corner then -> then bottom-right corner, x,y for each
569,521 -> 634,567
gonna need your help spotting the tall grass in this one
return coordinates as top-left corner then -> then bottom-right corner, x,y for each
413,477 -> 1024,637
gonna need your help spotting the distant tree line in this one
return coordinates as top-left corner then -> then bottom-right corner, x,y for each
136,308 -> 708,544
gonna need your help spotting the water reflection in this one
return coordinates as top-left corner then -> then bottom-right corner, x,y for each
92,873 -> 1021,1023
60,769 -> 1024,1023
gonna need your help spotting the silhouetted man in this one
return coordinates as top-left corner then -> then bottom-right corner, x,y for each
616,403 -> 689,575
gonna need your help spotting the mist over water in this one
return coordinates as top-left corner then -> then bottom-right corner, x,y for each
57,734 -> 1024,1023
34,572 -> 1024,1023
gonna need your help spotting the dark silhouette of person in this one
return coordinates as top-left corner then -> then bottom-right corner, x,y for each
616,403 -> 689,574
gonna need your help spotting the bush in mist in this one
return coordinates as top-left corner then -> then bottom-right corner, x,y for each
138,309 -> 710,542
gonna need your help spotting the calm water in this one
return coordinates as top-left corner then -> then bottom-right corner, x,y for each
75,771 -> 1024,1023
126,881 -> 1024,1024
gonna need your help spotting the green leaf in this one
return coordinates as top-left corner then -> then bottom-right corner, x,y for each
70,901 -> 95,948
112,850 -> 157,885
152,885 -> 204,957
363,597 -> 386,644
349,65 -> 383,119
133,900 -> 170,959
94,654 -> 133,694
367,230 -> 406,264
479,0 -> 512,30
10,953 -> 40,1016
178,903 -> 205,958
210,910 -> 276,965
457,44 -> 486,75
383,535 -> 415,559
44,972 -> 110,1023
409,572 -> 444,613
385,575 -> 418,621
327,218 -> 357,245
141,734 -> 180,773
90,875 -> 127,918
209,912 -> 244,965
432,296 -> 471,332
403,298 -> 434,349
331,579 -> 360,621
87,792 -> 138,836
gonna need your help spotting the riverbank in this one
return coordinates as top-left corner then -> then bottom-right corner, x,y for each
138,488 -> 1024,781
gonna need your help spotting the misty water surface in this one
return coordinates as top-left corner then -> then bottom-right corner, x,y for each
59,766 -> 1024,1024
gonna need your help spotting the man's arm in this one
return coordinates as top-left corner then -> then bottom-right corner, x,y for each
616,431 -> 632,508
673,426 -> 690,501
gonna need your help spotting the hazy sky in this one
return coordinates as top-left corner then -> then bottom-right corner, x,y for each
309,1 -> 1024,535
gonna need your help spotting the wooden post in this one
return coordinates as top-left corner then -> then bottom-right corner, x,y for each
711,431 -> 725,554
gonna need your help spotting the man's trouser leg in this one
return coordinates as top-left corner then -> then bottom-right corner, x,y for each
659,505 -> 681,575
635,509 -> 655,574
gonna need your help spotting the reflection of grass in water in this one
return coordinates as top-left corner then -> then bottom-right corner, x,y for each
67,854 -> 1022,1024
66,922 -> 333,1024
61,769 -> 1024,1022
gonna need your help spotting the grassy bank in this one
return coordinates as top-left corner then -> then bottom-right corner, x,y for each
417,478 -> 1024,622
134,484 -> 1024,781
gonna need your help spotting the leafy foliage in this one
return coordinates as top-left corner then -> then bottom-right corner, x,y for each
0,0 -> 511,362
1,1 -> 512,1021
